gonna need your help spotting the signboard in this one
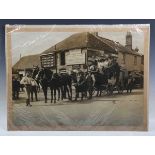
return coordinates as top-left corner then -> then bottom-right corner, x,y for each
66,49 -> 86,65
72,64 -> 81,69
40,53 -> 55,68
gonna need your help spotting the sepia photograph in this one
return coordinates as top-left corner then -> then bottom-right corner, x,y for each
6,25 -> 150,131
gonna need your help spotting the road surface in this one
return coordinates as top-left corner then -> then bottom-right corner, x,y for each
11,89 -> 144,130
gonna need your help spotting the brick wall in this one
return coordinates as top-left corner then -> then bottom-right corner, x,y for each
118,52 -> 143,72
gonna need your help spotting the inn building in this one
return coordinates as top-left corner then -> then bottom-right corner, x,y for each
13,32 -> 144,75
40,32 -> 144,73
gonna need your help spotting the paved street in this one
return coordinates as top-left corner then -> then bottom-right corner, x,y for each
12,89 -> 144,130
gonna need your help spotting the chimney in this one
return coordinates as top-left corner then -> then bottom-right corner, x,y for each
125,31 -> 132,50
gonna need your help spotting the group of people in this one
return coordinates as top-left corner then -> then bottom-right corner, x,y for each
12,55 -> 136,107
12,72 -> 39,106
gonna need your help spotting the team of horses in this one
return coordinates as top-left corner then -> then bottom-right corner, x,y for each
33,67 -> 72,103
31,64 -> 135,103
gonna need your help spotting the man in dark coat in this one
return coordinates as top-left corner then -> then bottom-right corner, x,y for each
12,76 -> 20,100
86,71 -> 95,99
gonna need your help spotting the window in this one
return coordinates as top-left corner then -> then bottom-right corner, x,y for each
122,54 -> 126,64
134,56 -> 137,65
60,52 -> 65,65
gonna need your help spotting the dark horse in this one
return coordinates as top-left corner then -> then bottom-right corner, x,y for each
37,68 -> 72,103
37,68 -> 53,103
59,72 -> 72,101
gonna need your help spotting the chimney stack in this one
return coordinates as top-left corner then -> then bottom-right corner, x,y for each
125,31 -> 132,50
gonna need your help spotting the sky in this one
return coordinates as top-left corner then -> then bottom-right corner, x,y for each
11,30 -> 144,65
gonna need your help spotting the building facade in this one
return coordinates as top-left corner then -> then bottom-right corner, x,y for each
13,32 -> 144,74
41,32 -> 143,73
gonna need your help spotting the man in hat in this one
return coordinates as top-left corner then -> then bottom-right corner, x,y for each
12,76 -> 20,100
86,71 -> 95,99
20,72 -> 32,107
126,73 -> 135,93
30,78 -> 38,102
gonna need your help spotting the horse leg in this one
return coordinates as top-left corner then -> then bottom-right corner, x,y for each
96,89 -> 99,97
57,87 -> 60,101
85,91 -> 87,98
69,85 -> 72,101
43,87 -> 47,103
96,86 -> 99,97
99,88 -> 102,96
60,86 -> 64,100
63,85 -> 67,99
66,85 -> 71,100
51,87 -> 53,103
88,87 -> 93,99
75,89 -> 78,101
84,91 -> 87,99
81,92 -> 84,101
127,86 -> 129,93
54,88 -> 56,103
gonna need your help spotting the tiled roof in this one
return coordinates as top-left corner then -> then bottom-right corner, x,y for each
42,32 -> 117,55
13,32 -> 142,70
95,35 -> 142,56
13,54 -> 41,70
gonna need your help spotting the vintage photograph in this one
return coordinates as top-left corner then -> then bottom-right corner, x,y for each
6,25 -> 149,130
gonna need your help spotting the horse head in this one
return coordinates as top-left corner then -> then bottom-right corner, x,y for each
37,68 -> 53,81
32,65 -> 40,79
